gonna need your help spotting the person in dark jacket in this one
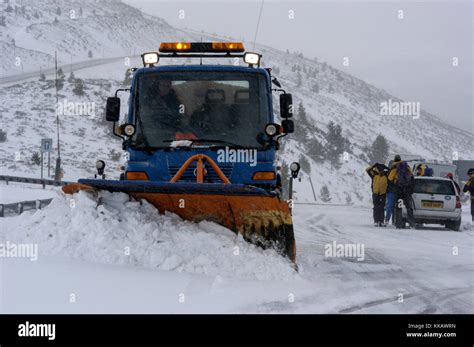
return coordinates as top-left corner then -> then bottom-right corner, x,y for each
388,155 -> 415,229
385,171 -> 396,225
463,168 -> 474,223
366,163 -> 389,226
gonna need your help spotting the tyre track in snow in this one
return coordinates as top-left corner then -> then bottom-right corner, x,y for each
283,204 -> 474,313
338,285 -> 474,313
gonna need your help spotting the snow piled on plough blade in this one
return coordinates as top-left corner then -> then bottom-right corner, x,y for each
4,190 -> 297,280
63,180 -> 297,263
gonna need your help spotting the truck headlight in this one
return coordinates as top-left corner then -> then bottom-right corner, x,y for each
141,52 -> 159,66
96,160 -> 105,170
244,52 -> 260,66
265,123 -> 280,137
290,162 -> 300,178
123,124 -> 136,136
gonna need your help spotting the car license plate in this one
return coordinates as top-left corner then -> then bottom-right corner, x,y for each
421,201 -> 443,208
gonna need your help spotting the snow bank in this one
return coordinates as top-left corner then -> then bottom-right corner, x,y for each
1,190 -> 297,281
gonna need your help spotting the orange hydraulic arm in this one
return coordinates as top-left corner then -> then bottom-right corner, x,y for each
170,154 -> 231,184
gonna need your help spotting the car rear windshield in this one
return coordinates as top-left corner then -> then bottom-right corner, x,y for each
414,179 -> 455,195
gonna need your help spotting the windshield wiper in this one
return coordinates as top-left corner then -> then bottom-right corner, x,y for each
164,139 -> 246,149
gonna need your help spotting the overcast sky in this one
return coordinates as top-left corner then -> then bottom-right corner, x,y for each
124,0 -> 473,132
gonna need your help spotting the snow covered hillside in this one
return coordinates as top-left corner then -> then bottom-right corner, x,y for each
0,0 -> 473,206
0,0 -> 195,74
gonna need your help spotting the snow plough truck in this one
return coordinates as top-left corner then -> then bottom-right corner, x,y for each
63,42 -> 299,263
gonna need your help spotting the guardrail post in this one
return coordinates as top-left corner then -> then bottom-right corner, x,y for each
6,179 -> 8,185
17,203 -> 23,215
42,181 -> 45,189
36,200 -> 41,210
0,204 -> 3,217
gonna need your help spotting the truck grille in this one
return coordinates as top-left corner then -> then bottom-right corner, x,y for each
168,163 -> 233,183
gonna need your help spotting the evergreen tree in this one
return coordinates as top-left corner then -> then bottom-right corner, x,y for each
56,7 -> 61,16
72,78 -> 85,96
345,193 -> 353,205
88,50 -> 93,58
53,17 -> 58,24
308,137 -> 325,162
298,155 -> 311,175
56,67 -> 65,90
325,121 -> 345,168
368,134 -> 389,164
68,71 -> 75,83
320,185 -> 331,202
0,129 -> 7,142
31,151 -> 41,166
39,72 -> 46,81
296,70 -> 302,87
312,83 -> 319,93
123,69 -> 132,86
57,67 -> 65,79
0,15 -> 6,26
294,101 -> 308,139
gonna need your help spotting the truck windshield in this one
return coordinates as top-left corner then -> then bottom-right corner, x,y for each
132,71 -> 270,149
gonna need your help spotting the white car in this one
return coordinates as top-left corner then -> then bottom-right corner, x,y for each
402,177 -> 462,231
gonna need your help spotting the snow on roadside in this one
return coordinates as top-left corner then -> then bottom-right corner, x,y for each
0,190 -> 297,281
0,182 -> 59,204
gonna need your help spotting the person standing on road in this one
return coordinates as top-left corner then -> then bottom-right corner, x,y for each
463,168 -> 474,223
385,168 -> 396,225
388,155 -> 415,229
366,163 -> 388,227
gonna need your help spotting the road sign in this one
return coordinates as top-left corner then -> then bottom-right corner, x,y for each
41,138 -> 53,153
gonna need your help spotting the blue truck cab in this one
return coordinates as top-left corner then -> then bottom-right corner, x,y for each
105,42 -> 295,193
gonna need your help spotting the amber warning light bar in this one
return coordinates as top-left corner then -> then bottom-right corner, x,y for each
159,42 -> 245,53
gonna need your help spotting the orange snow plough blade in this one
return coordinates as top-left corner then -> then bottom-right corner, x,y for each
62,156 -> 296,263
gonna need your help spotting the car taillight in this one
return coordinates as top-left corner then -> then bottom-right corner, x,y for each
455,196 -> 461,208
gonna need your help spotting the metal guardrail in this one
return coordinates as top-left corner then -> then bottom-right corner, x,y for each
0,198 -> 54,217
0,175 -> 71,188
0,175 -> 69,217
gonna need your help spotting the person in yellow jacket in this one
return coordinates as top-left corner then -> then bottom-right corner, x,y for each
415,163 -> 426,176
366,163 -> 388,226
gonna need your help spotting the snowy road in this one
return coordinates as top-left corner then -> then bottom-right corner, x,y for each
0,192 -> 472,313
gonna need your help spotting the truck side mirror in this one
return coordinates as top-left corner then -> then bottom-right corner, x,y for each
282,119 -> 294,133
280,93 -> 293,118
106,97 -> 120,122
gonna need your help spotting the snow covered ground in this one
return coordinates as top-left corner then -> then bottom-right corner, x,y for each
0,182 -> 58,204
1,188 -> 472,313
